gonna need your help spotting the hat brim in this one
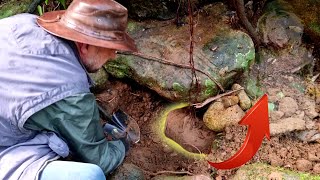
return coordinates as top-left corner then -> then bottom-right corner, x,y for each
37,10 -> 138,52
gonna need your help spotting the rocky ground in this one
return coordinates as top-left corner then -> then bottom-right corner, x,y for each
95,69 -> 320,179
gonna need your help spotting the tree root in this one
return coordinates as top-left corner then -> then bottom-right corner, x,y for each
144,170 -> 194,176
235,0 -> 262,47
192,87 -> 244,108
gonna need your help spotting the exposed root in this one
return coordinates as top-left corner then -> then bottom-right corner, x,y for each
144,170 -> 194,176
192,88 -> 244,108
183,142 -> 202,154
234,0 -> 262,47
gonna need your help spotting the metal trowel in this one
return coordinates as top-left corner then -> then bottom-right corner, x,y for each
98,105 -> 140,145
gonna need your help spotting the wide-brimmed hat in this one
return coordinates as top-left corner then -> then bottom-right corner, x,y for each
37,0 -> 137,52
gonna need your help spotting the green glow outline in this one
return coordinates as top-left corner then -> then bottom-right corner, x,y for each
153,103 -> 207,160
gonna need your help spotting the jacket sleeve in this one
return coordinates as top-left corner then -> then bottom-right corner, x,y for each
24,93 -> 125,175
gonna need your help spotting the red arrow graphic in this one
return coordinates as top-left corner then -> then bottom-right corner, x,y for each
208,94 -> 270,169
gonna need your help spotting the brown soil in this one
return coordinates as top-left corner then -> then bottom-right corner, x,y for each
165,108 -> 215,154
96,75 -> 320,179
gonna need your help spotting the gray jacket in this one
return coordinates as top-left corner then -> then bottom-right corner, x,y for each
0,13 -> 90,179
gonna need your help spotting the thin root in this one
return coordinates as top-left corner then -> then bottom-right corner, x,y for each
144,170 -> 194,176
117,51 -> 225,92
192,88 -> 244,108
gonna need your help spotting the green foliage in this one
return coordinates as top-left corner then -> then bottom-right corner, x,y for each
37,0 -> 67,15
0,0 -> 33,19
310,22 -> 320,34
45,0 -> 66,8
37,5 -> 43,15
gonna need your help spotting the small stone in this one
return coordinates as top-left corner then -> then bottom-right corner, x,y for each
278,97 -> 299,117
309,133 -> 320,143
279,148 -> 288,158
268,172 -> 283,180
232,84 -> 251,110
296,159 -> 313,171
308,152 -> 320,162
313,163 -> 320,174
294,111 -> 305,120
270,118 -> 305,136
203,102 -> 245,132
296,130 -> 319,142
301,98 -> 319,119
221,95 -> 239,108
286,76 -> 294,82
270,111 -> 285,122
269,154 -> 284,167
306,120 -> 317,130
267,88 -> 282,102
163,145 -> 173,153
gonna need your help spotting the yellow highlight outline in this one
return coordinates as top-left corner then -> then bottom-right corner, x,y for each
154,102 -> 207,160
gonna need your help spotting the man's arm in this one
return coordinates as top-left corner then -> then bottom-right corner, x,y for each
24,93 -> 125,175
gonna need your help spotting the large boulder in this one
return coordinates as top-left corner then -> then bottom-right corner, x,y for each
266,0 -> 320,45
105,3 -> 255,103
257,0 -> 314,75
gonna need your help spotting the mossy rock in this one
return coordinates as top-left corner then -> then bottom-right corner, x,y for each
105,3 -> 254,103
89,68 -> 109,93
263,0 -> 320,46
109,163 -> 145,180
233,163 -> 320,180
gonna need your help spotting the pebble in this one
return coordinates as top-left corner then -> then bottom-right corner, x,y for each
305,120 -> 317,130
270,117 -> 305,136
294,111 -> 305,120
301,98 -> 319,119
221,95 -> 239,108
270,110 -> 285,122
278,97 -> 299,117
296,130 -> 320,142
232,84 -> 252,110
278,148 -> 288,158
308,152 -> 320,162
163,145 -> 173,153
267,88 -> 283,102
296,159 -> 313,171
269,154 -> 284,167
268,172 -> 283,180
313,163 -> 320,174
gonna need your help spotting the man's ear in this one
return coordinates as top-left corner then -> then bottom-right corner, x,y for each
75,42 -> 89,57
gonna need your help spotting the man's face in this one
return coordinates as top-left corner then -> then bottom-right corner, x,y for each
82,45 -> 116,73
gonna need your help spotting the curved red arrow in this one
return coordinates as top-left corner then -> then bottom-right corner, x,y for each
208,94 -> 270,169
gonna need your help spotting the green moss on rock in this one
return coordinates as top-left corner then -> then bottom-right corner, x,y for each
233,163 -> 320,180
